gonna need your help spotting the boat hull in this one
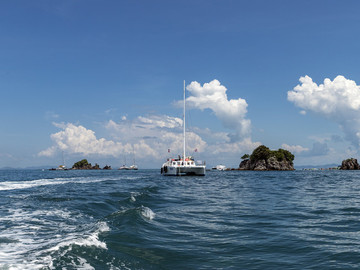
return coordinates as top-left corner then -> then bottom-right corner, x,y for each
161,165 -> 206,176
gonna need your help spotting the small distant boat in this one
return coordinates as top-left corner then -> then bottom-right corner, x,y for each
129,146 -> 138,170
118,157 -> 129,170
212,165 -> 227,171
49,152 -> 68,170
129,164 -> 138,170
118,165 -> 129,170
161,81 -> 206,176
56,165 -> 67,170
49,165 -> 68,171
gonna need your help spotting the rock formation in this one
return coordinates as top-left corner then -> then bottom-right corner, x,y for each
340,158 -> 360,170
239,145 -> 294,171
72,159 -> 101,170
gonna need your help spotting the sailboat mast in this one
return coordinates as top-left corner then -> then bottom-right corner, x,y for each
62,151 -> 65,167
183,80 -> 186,160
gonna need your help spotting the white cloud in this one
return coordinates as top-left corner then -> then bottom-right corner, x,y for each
105,115 -> 206,156
186,80 -> 251,141
137,115 -> 182,129
39,123 -> 129,157
209,138 -> 261,155
288,75 -> 360,148
39,80 -> 259,167
39,114 -> 206,161
281,143 -> 309,154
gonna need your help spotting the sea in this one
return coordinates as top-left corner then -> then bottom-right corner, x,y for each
1,169 -> 360,269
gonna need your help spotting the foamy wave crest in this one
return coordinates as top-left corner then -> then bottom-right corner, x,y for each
49,221 -> 110,252
0,207 -> 110,269
130,192 -> 141,202
140,206 -> 156,220
0,177 -> 111,191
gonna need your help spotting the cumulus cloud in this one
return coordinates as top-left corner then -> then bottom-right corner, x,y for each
39,79 -> 260,166
38,123 -> 130,157
209,138 -> 261,155
137,115 -> 182,129
288,75 -> 360,148
281,143 -> 309,154
186,80 -> 251,141
105,115 -> 206,156
281,142 -> 329,157
39,115 -> 206,161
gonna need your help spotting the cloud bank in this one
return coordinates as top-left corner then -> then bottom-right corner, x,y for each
39,80 -> 260,166
186,80 -> 251,141
38,122 -> 131,157
288,75 -> 360,148
281,144 -> 309,154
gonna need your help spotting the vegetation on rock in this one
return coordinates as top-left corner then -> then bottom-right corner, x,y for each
239,145 -> 294,171
72,159 -> 101,170
241,154 -> 250,160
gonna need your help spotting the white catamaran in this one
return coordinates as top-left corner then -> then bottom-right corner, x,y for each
161,81 -> 206,176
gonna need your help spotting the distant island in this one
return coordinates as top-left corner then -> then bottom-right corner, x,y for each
340,158 -> 360,170
239,145 -> 294,171
49,159 -> 112,170
72,159 -> 112,170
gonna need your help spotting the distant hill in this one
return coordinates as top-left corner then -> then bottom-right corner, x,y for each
0,166 -> 55,170
295,164 -> 339,170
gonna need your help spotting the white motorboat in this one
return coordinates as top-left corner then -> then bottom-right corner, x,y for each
129,146 -> 138,170
161,81 -> 206,176
129,164 -> 138,170
214,164 -> 227,171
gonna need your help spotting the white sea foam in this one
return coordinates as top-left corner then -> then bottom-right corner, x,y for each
130,192 -> 140,202
48,221 -> 110,252
0,207 -> 110,270
0,176 -> 112,191
140,206 -> 156,220
74,256 -> 95,270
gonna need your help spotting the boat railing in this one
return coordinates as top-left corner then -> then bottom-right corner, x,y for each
196,160 -> 206,166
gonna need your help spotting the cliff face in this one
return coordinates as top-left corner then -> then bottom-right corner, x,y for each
340,158 -> 360,170
239,145 -> 294,171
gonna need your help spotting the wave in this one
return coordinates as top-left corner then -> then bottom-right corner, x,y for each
0,207 -> 110,270
140,206 -> 156,220
0,176 -> 113,191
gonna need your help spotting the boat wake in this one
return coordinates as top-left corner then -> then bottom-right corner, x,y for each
0,176 -> 117,191
0,207 -> 110,270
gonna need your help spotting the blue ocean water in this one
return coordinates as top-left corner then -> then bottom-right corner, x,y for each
1,169 -> 360,269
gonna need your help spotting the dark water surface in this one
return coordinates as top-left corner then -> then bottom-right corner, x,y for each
1,169 -> 360,269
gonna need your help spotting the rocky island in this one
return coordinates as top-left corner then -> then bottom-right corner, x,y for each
340,158 -> 360,170
72,159 -> 100,170
239,145 -> 294,171
71,159 -> 112,170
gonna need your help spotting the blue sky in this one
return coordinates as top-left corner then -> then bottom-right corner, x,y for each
1,0 -> 360,168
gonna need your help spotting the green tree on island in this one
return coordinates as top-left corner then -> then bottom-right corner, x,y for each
72,159 -> 91,169
240,145 -> 295,171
